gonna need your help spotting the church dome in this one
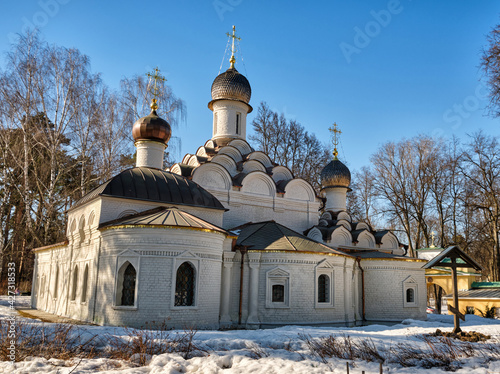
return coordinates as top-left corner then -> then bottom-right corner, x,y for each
320,159 -> 351,189
208,67 -> 251,109
70,167 -> 226,211
132,109 -> 171,145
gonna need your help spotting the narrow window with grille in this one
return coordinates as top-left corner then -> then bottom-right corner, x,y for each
121,263 -> 136,306
175,262 -> 195,306
318,274 -> 330,303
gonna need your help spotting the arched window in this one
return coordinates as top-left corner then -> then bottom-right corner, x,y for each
70,265 -> 78,301
175,262 -> 195,306
406,288 -> 415,303
81,264 -> 89,303
79,216 -> 86,244
318,274 -> 330,303
403,277 -> 418,308
120,264 -> 136,306
54,265 -> 59,298
236,112 -> 241,135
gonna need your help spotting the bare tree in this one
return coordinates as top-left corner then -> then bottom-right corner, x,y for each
250,101 -> 331,192
459,132 -> 500,280
481,22 -> 500,117
348,166 -> 377,227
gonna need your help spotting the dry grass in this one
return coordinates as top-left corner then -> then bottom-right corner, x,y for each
104,322 -> 206,366
0,320 -> 99,362
299,333 -> 385,365
0,318 -> 206,367
300,332 -> 500,371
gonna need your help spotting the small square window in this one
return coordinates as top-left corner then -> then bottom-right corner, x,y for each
403,285 -> 417,307
266,268 -> 290,308
272,284 -> 284,302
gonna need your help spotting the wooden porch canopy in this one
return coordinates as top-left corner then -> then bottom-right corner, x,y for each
422,245 -> 482,333
423,246 -> 482,272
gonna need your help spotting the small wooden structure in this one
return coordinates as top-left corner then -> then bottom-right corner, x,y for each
423,246 -> 482,333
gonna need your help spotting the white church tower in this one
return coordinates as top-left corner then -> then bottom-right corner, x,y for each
131,68 -> 172,169
208,26 -> 253,146
320,123 -> 351,211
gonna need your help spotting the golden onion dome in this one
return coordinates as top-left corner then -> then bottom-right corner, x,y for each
320,159 -> 351,190
208,67 -> 252,112
132,109 -> 171,145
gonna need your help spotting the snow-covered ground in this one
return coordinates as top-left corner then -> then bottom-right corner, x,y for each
1,296 -> 499,373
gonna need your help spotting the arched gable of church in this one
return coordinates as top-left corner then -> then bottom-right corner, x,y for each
307,227 -> 324,242
195,146 -> 209,158
192,163 -> 232,191
217,145 -> 243,163
247,151 -> 273,168
240,171 -> 276,197
284,178 -> 316,202
228,139 -> 253,155
211,154 -> 238,176
378,231 -> 399,250
242,159 -> 267,174
271,165 -> 293,183
355,230 -> 376,249
330,226 -> 352,247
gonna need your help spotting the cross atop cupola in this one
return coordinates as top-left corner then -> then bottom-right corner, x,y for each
226,25 -> 241,69
328,122 -> 342,160
146,67 -> 167,110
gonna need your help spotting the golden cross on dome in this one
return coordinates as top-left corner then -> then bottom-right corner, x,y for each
146,67 -> 166,110
328,122 -> 342,160
226,25 -> 241,69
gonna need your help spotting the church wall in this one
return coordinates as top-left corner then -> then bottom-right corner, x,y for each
98,196 -> 224,228
227,251 -> 250,323
32,246 -> 70,316
208,189 -> 320,232
64,238 -> 98,322
93,227 -> 225,329
362,259 -> 427,321
33,234 -> 100,323
224,251 -> 356,327
256,253 -> 355,326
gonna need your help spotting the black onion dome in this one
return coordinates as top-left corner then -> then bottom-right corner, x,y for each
132,110 -> 171,145
70,167 -> 225,211
320,159 -> 351,189
208,68 -> 252,111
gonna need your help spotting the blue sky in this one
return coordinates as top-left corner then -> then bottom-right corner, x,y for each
1,0 -> 499,172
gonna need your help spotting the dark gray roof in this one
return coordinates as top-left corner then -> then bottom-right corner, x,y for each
70,167 -> 226,211
352,250 -> 416,260
445,288 -> 500,299
234,221 -> 350,256
99,206 -> 228,234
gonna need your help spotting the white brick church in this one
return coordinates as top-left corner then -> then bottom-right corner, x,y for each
31,36 -> 427,328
